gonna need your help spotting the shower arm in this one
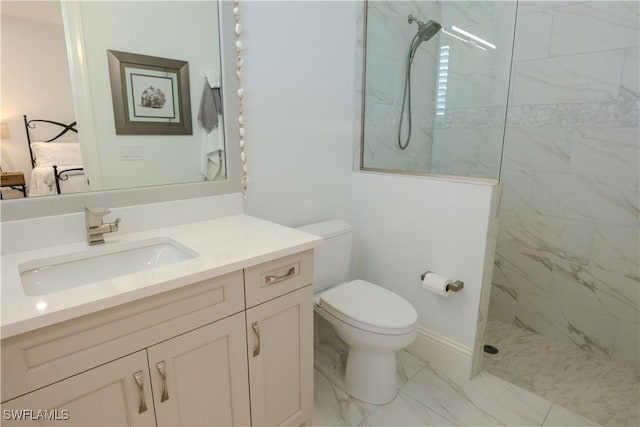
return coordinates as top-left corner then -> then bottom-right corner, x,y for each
408,14 -> 425,27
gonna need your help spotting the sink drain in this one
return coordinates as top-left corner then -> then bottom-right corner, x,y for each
483,344 -> 499,355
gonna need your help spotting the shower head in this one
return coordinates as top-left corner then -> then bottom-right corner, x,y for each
417,20 -> 442,42
407,15 -> 442,59
408,15 -> 441,41
400,15 -> 443,150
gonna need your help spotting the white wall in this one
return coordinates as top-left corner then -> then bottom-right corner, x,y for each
239,1 -> 502,378
242,1 -> 356,226
352,171 -> 499,377
0,11 -> 76,186
77,1 -> 223,190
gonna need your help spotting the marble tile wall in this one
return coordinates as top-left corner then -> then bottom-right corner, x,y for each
490,1 -> 640,369
429,2 -> 516,179
361,1 -> 517,179
471,184 -> 502,378
362,1 -> 440,172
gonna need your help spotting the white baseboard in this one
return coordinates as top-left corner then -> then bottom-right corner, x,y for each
407,326 -> 473,382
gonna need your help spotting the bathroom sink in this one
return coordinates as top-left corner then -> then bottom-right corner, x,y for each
19,237 -> 199,296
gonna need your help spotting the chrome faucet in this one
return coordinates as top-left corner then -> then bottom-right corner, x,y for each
85,207 -> 120,245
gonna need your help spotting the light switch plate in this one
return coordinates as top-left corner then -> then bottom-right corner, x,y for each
120,145 -> 144,161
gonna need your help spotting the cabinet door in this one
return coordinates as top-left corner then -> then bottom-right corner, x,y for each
147,312 -> 250,427
246,285 -> 313,427
1,350 -> 154,427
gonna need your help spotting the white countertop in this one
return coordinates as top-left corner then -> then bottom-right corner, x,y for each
1,214 -> 321,339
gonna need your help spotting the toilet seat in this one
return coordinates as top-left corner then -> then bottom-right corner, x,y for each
317,280 -> 417,335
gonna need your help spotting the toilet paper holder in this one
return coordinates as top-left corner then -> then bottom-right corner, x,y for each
420,272 -> 464,292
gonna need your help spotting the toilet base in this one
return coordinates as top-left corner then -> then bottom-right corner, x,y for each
345,349 -> 397,404
315,345 -> 399,405
314,342 -> 348,391
313,305 -> 415,405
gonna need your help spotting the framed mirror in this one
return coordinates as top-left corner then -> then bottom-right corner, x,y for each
1,1 -> 240,218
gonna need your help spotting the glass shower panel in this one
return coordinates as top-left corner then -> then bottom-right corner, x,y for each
361,1 -> 517,180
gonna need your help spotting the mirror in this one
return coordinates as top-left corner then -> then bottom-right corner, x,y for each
1,1 -> 229,203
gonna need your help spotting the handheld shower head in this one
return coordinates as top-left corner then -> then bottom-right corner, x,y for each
407,16 -> 442,60
408,15 -> 441,41
418,20 -> 442,42
400,15 -> 443,150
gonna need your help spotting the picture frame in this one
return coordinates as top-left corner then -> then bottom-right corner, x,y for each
107,50 -> 192,135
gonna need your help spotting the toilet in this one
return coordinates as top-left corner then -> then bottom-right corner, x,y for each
297,220 -> 417,404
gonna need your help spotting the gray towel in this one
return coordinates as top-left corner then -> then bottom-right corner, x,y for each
197,82 -> 222,132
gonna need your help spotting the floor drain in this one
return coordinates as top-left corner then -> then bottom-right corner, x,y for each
483,344 -> 499,355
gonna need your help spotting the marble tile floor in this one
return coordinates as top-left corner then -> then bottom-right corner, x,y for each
482,319 -> 640,427
313,350 -> 599,427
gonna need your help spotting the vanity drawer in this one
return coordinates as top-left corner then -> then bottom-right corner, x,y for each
244,250 -> 313,308
1,271 -> 244,402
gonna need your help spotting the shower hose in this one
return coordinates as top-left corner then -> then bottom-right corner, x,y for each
397,46 -> 415,150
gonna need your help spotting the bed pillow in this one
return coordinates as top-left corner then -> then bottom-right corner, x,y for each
30,142 -> 82,167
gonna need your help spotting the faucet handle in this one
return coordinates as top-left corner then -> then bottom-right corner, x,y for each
85,207 -> 119,245
85,207 -> 110,217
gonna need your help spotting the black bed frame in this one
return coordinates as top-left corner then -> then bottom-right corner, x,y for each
23,114 -> 84,194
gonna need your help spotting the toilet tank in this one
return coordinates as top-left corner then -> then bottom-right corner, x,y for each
297,220 -> 352,292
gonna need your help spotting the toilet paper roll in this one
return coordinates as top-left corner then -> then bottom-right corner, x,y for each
421,272 -> 452,297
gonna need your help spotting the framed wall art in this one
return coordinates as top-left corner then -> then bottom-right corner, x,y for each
107,50 -> 192,135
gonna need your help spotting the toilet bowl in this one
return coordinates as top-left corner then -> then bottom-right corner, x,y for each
314,280 -> 417,404
297,220 -> 418,405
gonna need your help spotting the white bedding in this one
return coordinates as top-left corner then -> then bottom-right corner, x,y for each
27,141 -> 86,196
29,165 -> 87,196
30,142 -> 82,166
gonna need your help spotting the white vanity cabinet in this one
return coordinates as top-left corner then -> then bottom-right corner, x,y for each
244,250 -> 314,427
2,315 -> 250,427
246,286 -> 313,427
1,350 -> 156,426
147,312 -> 251,427
1,250 -> 314,427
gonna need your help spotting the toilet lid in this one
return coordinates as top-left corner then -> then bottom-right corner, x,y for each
319,280 -> 417,335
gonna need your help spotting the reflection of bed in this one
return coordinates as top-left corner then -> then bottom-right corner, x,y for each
23,115 -> 87,196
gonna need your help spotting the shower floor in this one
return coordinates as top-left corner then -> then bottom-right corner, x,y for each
482,318 -> 639,427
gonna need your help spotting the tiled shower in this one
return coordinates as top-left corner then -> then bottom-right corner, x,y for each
491,1 -> 639,370
361,1 -> 638,371
362,1 -> 516,179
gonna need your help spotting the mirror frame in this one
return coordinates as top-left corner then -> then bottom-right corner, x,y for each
1,1 -> 241,222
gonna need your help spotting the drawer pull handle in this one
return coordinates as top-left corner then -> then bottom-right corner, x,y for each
265,267 -> 295,285
133,370 -> 148,414
252,321 -> 261,357
156,361 -> 169,402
